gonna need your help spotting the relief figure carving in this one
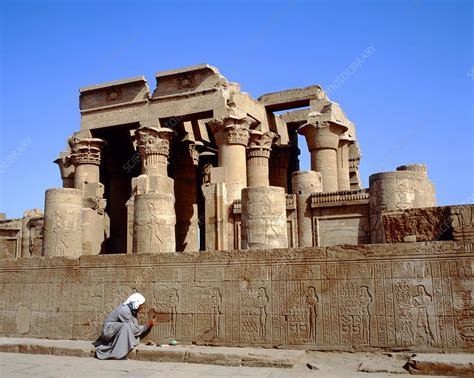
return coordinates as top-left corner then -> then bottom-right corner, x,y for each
196,287 -> 222,342
395,283 -> 436,346
412,285 -> 435,346
305,286 -> 319,342
151,285 -> 179,338
52,211 -> 71,256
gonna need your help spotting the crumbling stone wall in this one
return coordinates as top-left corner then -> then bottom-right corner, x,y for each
0,241 -> 472,352
382,204 -> 474,243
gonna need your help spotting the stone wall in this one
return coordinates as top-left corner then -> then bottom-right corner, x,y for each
382,204 -> 474,244
0,241 -> 473,352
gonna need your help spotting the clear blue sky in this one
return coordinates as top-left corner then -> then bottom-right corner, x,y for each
0,0 -> 472,218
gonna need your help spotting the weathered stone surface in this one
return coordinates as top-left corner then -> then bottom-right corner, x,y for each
80,76 -> 150,112
241,186 -> 287,249
451,204 -> 474,242
405,353 -> 474,376
383,206 -> 453,243
258,85 -> 327,112
292,171 -> 323,247
369,165 -> 437,244
133,191 -> 176,253
0,218 -> 21,259
0,241 -> 472,352
382,205 -> 474,244
42,188 -> 83,258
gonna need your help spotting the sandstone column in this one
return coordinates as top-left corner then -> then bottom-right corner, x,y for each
68,134 -> 104,190
132,126 -> 176,253
202,182 -> 227,251
269,146 -> 292,193
209,115 -> 251,203
241,186 -> 287,249
336,122 -> 355,191
42,188 -> 83,258
174,141 -> 201,252
292,171 -> 323,247
241,130 -> 287,250
349,142 -> 363,189
369,164 -> 437,243
208,115 -> 251,250
298,115 -> 347,193
68,132 -> 107,256
54,151 -> 75,188
247,130 -> 276,188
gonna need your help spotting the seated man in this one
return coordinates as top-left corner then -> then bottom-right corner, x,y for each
95,293 -> 155,360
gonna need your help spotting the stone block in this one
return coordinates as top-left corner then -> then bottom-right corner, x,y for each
80,76 -> 149,112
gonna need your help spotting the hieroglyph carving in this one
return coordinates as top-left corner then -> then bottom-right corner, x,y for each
338,283 -> 372,345
151,285 -> 179,338
240,287 -> 268,341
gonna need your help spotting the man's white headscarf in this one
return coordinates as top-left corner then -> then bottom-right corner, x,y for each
123,293 -> 145,310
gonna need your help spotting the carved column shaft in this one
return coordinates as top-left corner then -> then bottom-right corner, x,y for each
269,147 -> 291,192
336,139 -> 351,191
247,131 -> 276,188
42,188 -> 83,258
299,121 -> 347,193
132,126 -> 176,253
292,171 -> 323,247
212,118 -> 250,203
174,142 -> 200,252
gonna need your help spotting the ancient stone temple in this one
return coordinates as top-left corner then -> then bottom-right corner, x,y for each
1,64 -> 473,352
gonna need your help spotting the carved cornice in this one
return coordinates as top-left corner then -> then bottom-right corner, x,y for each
311,188 -> 369,207
68,136 -> 104,166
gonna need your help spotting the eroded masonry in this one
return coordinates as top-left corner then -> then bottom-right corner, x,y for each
1,64 -> 473,351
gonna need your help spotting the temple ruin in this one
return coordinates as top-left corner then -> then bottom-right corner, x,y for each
1,64 -> 472,351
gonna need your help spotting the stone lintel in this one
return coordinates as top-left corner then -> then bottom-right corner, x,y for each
79,76 -> 148,93
79,76 -> 150,113
153,64 -> 228,99
279,108 -> 311,126
257,85 -> 327,112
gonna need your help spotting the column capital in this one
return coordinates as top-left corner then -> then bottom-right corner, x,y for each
68,135 -> 104,166
298,117 -> 348,151
134,126 -> 174,160
175,140 -> 203,167
349,142 -> 362,169
247,130 -> 277,159
209,115 -> 252,147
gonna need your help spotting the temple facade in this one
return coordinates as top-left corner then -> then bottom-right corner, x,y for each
1,65 -> 473,352
1,64 -> 457,258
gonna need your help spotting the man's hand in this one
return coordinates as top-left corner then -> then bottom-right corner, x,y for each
147,318 -> 156,328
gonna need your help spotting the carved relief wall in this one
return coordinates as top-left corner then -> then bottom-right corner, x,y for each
0,241 -> 472,351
